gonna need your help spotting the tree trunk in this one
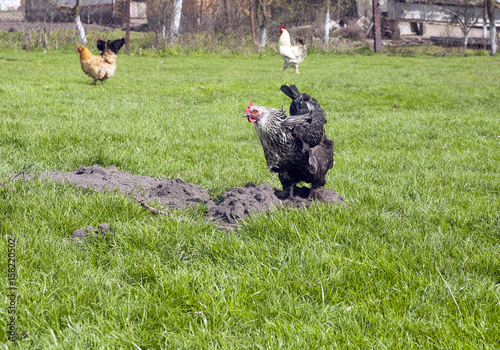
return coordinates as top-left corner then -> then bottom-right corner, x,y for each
257,0 -> 267,47
223,0 -> 230,28
70,0 -> 86,45
373,0 -> 382,52
125,0 -> 130,53
198,0 -> 204,30
170,0 -> 183,42
487,0 -> 497,54
75,15 -> 87,45
250,0 -> 257,47
324,0 -> 330,45
483,0 -> 488,39
259,26 -> 267,47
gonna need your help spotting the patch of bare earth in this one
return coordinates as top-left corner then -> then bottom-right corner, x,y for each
207,183 -> 344,229
39,165 -> 211,209
34,165 -> 343,230
71,223 -> 114,242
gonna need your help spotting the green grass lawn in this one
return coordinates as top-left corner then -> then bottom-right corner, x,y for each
0,48 -> 499,348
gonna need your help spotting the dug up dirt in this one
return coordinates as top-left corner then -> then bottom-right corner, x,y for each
35,165 -> 343,230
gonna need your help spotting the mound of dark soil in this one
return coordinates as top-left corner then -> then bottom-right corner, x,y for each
71,223 -> 114,241
207,183 -> 344,228
35,165 -> 343,230
207,183 -> 282,225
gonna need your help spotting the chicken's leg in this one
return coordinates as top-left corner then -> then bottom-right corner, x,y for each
279,172 -> 296,199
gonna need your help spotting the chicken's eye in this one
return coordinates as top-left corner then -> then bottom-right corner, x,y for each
252,110 -> 258,114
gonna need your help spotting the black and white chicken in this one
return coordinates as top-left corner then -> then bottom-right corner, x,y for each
244,86 -> 334,198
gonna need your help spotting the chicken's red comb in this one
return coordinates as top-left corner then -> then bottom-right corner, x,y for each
279,26 -> 287,31
245,101 -> 254,114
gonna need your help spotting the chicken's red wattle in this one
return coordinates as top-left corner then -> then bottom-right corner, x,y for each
247,115 -> 258,123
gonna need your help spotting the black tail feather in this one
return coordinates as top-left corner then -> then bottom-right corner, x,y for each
281,84 -> 328,125
108,38 -> 125,54
96,38 -> 125,55
280,84 -> 301,100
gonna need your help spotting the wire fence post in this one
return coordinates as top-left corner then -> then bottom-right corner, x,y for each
373,0 -> 382,53
125,0 -> 130,54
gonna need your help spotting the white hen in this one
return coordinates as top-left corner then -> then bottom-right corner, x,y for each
279,26 -> 307,74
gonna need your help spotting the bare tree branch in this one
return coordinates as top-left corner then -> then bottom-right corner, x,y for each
132,196 -> 171,216
1,163 -> 34,187
440,1 -> 481,49
47,0 -> 81,19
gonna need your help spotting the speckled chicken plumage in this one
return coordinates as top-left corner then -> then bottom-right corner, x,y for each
245,89 -> 334,197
